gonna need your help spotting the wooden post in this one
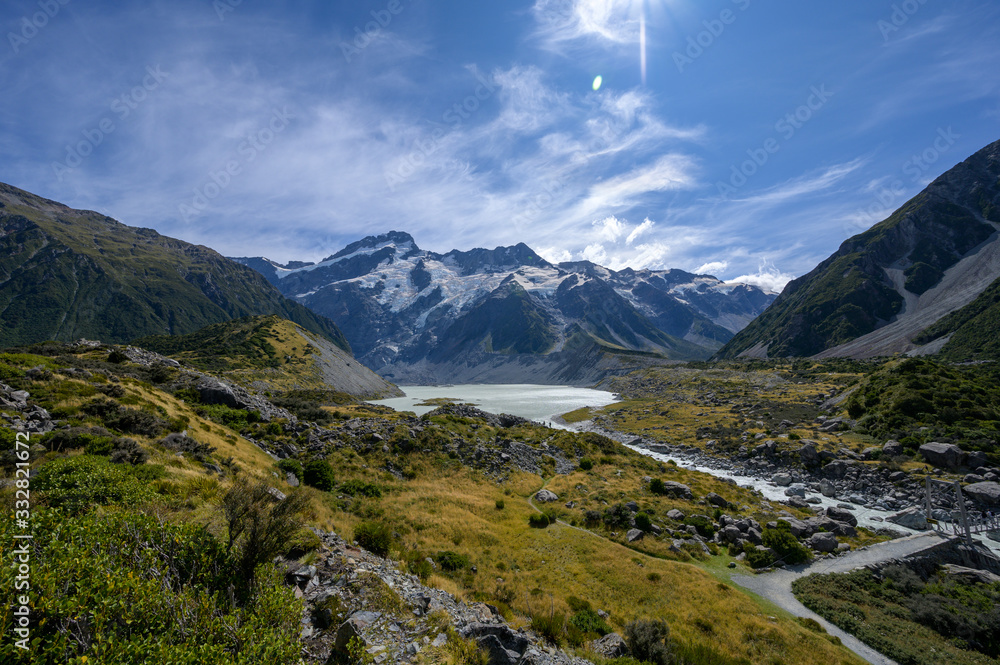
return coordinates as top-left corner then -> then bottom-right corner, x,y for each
955,482 -> 973,545
925,476 -> 936,532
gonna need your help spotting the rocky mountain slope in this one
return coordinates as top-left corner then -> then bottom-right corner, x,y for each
716,138 -> 1000,360
234,232 -> 774,384
0,182 -> 349,351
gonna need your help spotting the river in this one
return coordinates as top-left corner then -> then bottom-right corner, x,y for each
371,384 -> 1000,554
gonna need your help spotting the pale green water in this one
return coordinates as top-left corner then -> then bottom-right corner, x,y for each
369,384 -> 618,429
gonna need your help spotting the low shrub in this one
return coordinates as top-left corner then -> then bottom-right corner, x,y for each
277,458 -> 304,482
109,437 -> 149,465
340,479 -> 382,498
683,515 -> 716,539
529,513 -> 550,529
569,609 -> 611,637
303,459 -> 336,491
435,550 -> 470,572
33,455 -> 158,514
579,458 -> 594,471
354,520 -> 393,556
634,512 -> 652,532
625,619 -> 672,665
762,521 -> 810,565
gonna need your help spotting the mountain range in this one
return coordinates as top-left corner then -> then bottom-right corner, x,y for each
717,138 -> 1000,362
4,135 -> 999,384
233,233 -> 775,384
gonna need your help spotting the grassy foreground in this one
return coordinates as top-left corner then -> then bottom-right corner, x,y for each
0,344 -> 867,664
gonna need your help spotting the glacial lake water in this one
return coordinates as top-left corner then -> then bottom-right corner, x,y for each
369,384 -> 619,429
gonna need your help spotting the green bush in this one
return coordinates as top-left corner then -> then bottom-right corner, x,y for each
354,520 -> 393,556
197,404 -> 261,428
495,499 -> 505,510
435,550 -> 470,571
222,481 -> 309,603
303,459 -> 336,491
683,515 -> 716,539
625,619 -> 672,665
340,479 -> 382,498
0,507 -> 302,664
579,458 -> 594,471
529,513 -> 550,528
0,427 -> 15,451
83,435 -> 115,456
286,528 -> 322,558
762,521 -> 810,566
603,503 -> 633,529
277,458 -> 303,482
569,609 -> 611,636
634,512 -> 652,532
33,455 -> 158,514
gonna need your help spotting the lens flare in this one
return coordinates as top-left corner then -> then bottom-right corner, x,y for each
593,75 -> 603,91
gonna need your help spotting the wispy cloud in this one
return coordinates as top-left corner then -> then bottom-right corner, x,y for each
531,0 -> 640,51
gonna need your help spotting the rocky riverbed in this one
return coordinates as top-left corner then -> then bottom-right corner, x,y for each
583,419 -> 1000,543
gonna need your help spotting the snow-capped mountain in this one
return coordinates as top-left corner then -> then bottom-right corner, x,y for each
233,232 -> 774,383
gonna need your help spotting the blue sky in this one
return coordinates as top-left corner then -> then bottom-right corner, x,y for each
1,0 -> 998,291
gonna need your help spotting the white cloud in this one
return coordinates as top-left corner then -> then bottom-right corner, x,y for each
727,159 -> 867,208
593,215 -> 626,242
536,247 -> 574,264
727,260 -> 796,294
532,0 -> 640,51
626,217 -> 654,244
695,261 -> 728,276
581,242 -> 609,264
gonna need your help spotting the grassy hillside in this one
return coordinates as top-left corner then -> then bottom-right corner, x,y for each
136,315 -> 398,397
0,344 -> 865,665
0,182 -> 349,351
913,275 -> 1000,361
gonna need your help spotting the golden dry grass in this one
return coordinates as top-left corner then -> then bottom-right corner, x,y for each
318,454 -> 865,665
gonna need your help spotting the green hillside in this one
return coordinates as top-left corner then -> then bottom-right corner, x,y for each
0,182 -> 349,351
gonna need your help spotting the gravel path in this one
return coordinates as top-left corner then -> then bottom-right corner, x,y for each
732,532 -> 955,665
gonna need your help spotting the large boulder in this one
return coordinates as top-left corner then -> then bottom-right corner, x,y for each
196,379 -> 241,408
887,507 -> 928,531
919,443 -> 966,470
883,440 -> 904,457
659,481 -> 693,500
461,623 -> 529,665
968,451 -> 989,470
626,529 -> 644,543
772,473 -> 793,487
591,633 -> 629,658
826,506 -> 858,527
705,492 -> 728,508
534,489 -> 559,503
720,525 -> 744,545
964,482 -> 1000,507
327,611 -> 381,664
806,516 -> 856,538
797,442 -> 821,466
808,532 -> 838,553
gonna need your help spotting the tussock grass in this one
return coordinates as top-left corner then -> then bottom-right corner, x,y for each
320,456 -> 865,665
